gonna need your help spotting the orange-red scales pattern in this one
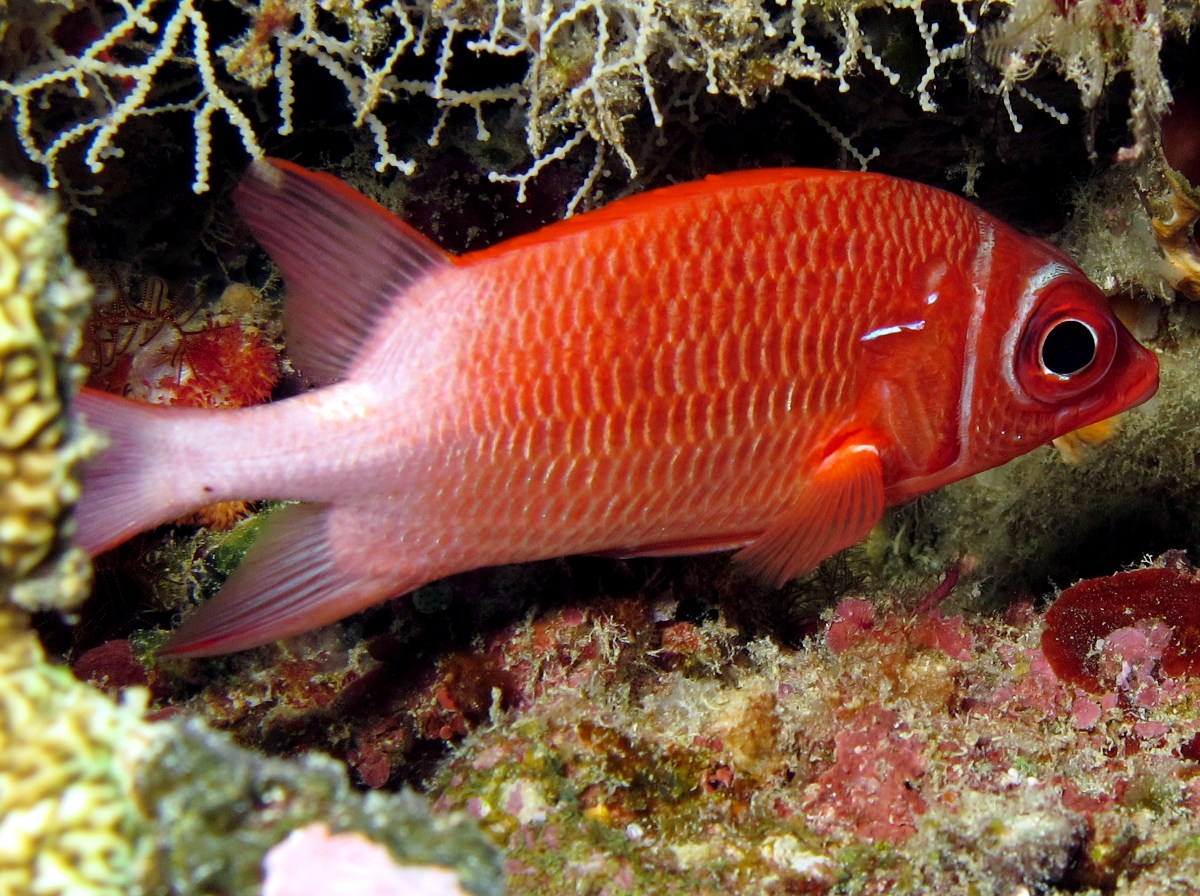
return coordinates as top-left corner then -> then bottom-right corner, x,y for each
437,173 -> 975,562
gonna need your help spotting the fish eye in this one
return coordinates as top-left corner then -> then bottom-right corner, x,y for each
1015,279 -> 1118,404
1040,319 -> 1097,377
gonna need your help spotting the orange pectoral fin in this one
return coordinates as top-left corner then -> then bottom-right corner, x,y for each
735,441 -> 885,587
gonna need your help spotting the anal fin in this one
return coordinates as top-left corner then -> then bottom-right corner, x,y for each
160,503 -> 422,658
735,441 -> 885,587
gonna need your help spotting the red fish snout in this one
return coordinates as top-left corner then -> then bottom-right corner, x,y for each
1054,322 -> 1159,435
1103,322 -> 1159,410
1120,333 -> 1161,406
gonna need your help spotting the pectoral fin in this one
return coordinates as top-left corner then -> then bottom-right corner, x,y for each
735,441 -> 885,587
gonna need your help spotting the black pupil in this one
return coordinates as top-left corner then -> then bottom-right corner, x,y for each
1042,320 -> 1096,376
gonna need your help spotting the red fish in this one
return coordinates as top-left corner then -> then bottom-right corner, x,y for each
75,160 -> 1159,657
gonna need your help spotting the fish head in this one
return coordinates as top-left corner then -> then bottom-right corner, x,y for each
959,226 -> 1159,474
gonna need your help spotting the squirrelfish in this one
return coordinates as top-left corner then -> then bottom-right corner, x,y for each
75,160 -> 1159,656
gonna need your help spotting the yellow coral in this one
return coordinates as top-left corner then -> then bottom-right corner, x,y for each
1051,416 -> 1121,464
0,176 -> 92,613
0,607 -> 156,895
1150,167 -> 1200,301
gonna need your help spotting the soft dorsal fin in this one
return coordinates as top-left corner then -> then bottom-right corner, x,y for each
464,167 -> 851,264
234,158 -> 452,384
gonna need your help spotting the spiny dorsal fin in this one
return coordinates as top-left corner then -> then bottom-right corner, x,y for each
234,158 -> 452,384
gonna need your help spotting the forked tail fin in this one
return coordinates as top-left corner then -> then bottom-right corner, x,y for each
76,385 -> 441,657
79,159 -> 461,655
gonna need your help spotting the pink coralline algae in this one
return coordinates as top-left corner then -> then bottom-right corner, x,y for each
802,704 -> 928,844
261,824 -> 470,896
825,597 -> 877,653
1041,565 -> 1200,692
826,595 -> 974,661
72,639 -> 149,693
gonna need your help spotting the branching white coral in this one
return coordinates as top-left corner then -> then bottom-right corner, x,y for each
0,0 -> 1192,205
1,0 -> 264,194
984,0 -> 1184,155
469,0 -> 980,208
0,0 -> 978,202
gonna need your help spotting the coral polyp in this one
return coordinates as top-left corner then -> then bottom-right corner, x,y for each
0,174 -> 91,613
85,271 -> 280,410
158,320 -> 280,410
82,271 -> 282,531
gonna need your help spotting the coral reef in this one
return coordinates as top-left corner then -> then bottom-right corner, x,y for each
406,579 -> 1200,894
0,601 -> 502,896
984,0 -> 1176,155
114,552 -> 1200,893
6,0 -> 1200,894
0,173 -> 91,613
1148,166 -> 1200,301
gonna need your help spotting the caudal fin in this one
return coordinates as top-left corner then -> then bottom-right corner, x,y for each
74,387 -> 194,555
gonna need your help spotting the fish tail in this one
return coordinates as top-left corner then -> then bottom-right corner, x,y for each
73,387 -> 202,555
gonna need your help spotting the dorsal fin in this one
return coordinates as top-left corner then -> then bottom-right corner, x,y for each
464,167 -> 852,264
234,158 -> 452,384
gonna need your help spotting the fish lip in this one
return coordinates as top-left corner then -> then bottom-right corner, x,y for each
1126,366 -> 1160,408
1121,345 -> 1161,409
1053,345 -> 1159,435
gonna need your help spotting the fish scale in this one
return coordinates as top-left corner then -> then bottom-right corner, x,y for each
475,213 -> 835,525
73,160 -> 1158,656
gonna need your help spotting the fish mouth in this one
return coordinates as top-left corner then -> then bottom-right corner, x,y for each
1125,367 -> 1160,409
1119,344 -> 1161,410
1053,342 -> 1159,436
